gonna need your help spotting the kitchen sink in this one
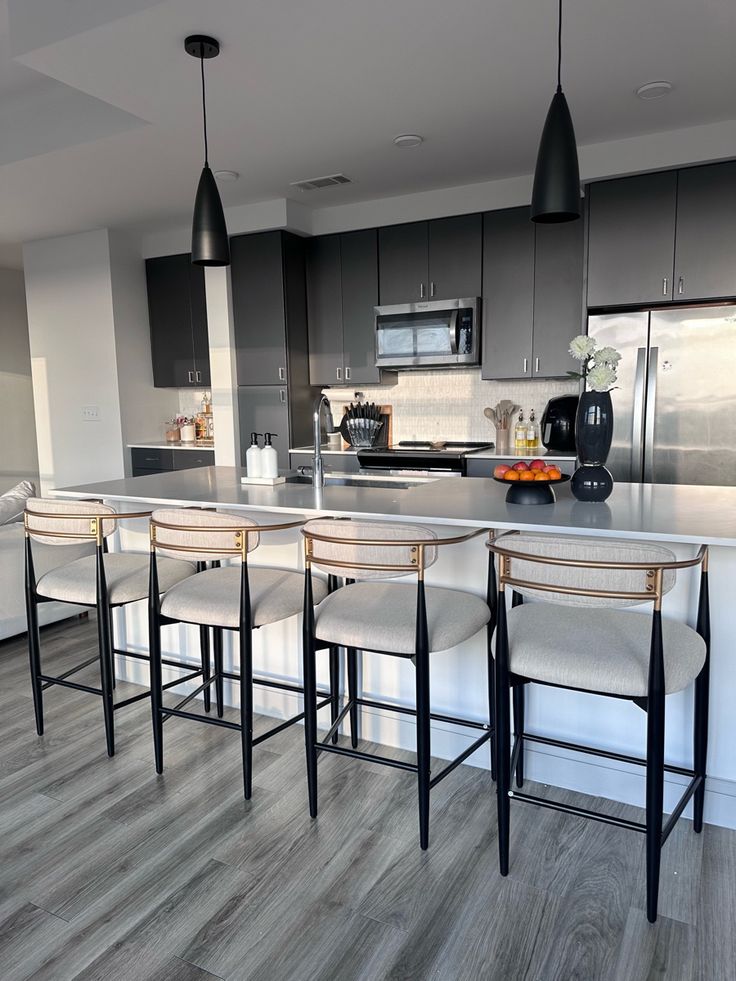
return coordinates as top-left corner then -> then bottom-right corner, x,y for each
286,474 -> 432,490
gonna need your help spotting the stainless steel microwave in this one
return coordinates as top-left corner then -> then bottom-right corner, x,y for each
374,297 -> 480,369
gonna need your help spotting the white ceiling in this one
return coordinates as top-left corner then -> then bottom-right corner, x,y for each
1,0 -> 735,267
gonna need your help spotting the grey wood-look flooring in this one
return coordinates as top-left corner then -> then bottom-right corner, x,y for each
0,616 -> 734,981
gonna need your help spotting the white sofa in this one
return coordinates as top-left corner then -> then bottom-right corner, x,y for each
0,522 -> 93,641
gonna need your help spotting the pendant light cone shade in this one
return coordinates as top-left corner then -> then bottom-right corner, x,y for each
186,35 -> 230,266
192,164 -> 230,265
531,88 -> 581,223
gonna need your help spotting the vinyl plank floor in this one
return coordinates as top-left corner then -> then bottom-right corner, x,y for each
1,616 -> 735,981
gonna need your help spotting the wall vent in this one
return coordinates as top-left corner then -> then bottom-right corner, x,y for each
290,173 -> 352,192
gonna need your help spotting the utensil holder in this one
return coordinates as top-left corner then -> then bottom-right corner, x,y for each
495,427 -> 510,452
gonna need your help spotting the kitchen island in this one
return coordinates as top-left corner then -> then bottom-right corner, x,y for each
53,467 -> 736,828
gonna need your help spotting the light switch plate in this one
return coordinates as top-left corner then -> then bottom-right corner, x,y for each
81,405 -> 100,421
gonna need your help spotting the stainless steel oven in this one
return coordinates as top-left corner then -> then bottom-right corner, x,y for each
374,297 -> 480,369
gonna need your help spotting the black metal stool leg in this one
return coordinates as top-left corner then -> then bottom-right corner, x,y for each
693,567 -> 710,833
347,647 -> 359,749
495,596 -> 511,876
25,575 -> 44,735
329,646 -> 340,744
106,605 -> 117,690
97,603 -> 115,758
240,627 -> 253,800
149,604 -> 164,775
213,628 -> 224,718
303,576 -> 318,818
200,625 -> 211,712
645,613 -> 665,923
513,684 -> 525,788
415,583 -> 431,850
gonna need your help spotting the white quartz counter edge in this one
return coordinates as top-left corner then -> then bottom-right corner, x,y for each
50,467 -> 736,548
468,448 -> 576,460
128,442 -> 215,451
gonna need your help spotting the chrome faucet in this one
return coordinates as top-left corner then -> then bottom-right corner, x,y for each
312,394 -> 334,488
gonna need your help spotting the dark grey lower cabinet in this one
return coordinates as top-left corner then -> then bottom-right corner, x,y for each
238,385 -> 316,472
130,446 -> 213,478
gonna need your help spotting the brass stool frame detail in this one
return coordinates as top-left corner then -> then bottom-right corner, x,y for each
488,531 -> 710,923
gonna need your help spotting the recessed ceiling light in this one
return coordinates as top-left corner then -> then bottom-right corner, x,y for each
635,81 -> 673,101
393,134 -> 424,149
214,170 -> 239,182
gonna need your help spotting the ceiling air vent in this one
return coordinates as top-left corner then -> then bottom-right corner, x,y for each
290,173 -> 352,192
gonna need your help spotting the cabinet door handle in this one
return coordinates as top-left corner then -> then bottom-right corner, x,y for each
188,369 -> 195,383
662,277 -> 668,296
420,283 -> 425,299
336,366 -> 342,381
278,366 -> 286,381
345,366 -> 351,380
279,389 -> 286,404
535,357 -> 540,373
678,276 -> 684,295
523,357 -> 528,374
430,281 -> 436,298
195,370 -> 202,383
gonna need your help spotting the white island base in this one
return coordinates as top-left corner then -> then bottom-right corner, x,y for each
53,468 -> 736,829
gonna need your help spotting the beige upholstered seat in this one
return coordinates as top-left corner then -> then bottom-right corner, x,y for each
36,552 -> 195,606
161,565 -> 328,628
507,603 -> 706,697
498,533 -> 704,696
314,580 -> 490,655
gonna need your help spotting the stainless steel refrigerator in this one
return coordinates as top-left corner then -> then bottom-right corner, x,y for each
587,304 -> 736,485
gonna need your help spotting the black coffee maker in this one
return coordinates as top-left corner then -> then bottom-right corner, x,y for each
541,395 -> 578,452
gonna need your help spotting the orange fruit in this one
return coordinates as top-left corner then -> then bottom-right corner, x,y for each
547,468 -> 562,481
534,471 -> 549,481
503,470 -> 520,481
519,470 -> 535,481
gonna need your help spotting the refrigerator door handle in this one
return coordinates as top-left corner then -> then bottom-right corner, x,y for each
632,347 -> 647,479
643,346 -> 659,483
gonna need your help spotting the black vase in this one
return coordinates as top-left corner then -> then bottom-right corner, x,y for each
571,390 -> 614,502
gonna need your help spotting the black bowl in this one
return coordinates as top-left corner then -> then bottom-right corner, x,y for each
492,473 -> 570,505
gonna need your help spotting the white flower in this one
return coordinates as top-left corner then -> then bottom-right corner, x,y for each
587,364 -> 617,392
595,345 -> 621,367
568,334 -> 596,362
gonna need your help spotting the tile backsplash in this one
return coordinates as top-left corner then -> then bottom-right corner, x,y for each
323,369 -> 578,443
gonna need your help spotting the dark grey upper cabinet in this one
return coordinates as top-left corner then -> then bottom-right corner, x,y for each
306,235 -> 343,386
428,214 -> 482,299
378,222 -> 428,304
674,161 -> 736,301
532,219 -> 584,377
341,229 -> 381,384
482,208 -> 535,379
146,253 -> 210,388
586,171 -> 678,308
231,231 -> 288,386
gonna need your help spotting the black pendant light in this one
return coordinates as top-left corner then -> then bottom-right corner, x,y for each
186,35 -> 230,266
531,0 -> 581,223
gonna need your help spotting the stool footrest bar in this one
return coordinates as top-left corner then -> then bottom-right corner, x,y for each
113,690 -> 151,710
38,674 -> 102,696
161,707 -> 241,730
661,775 -> 703,845
510,790 -> 647,833
316,742 -> 419,772
321,702 -> 353,745
40,653 -> 100,689
520,732 -> 695,778
355,696 -> 490,732
252,699 -> 332,746
430,731 -> 493,789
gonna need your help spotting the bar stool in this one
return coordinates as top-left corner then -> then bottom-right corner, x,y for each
301,517 -> 494,849
148,508 -> 333,799
24,498 -> 198,756
488,531 -> 710,922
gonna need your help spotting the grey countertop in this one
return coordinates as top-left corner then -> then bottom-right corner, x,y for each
52,466 -> 736,547
290,444 -> 575,460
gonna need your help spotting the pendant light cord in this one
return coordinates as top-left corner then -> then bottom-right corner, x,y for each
557,0 -> 563,92
200,54 -> 209,166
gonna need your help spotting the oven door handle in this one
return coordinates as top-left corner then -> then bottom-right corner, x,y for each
449,309 -> 459,354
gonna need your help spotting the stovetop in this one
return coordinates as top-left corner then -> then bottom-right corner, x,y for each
366,440 -> 493,455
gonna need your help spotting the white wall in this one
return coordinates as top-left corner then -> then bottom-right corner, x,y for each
108,230 -> 179,470
0,267 -> 39,492
23,229 -> 126,492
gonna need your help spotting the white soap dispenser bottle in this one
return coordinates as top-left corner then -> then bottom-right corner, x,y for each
246,432 -> 263,478
261,433 -> 279,479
